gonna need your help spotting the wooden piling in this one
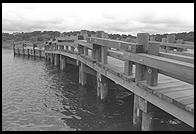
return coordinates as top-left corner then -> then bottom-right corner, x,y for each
79,62 -> 87,86
60,55 -> 66,71
54,54 -> 60,66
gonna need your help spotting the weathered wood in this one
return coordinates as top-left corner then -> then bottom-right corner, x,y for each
87,37 -> 138,51
135,33 -> 149,83
78,54 -> 194,127
79,62 -> 87,86
84,47 -> 88,56
54,54 -> 60,66
150,41 -> 194,49
146,42 -> 159,86
142,111 -> 153,131
159,52 -> 194,64
101,46 -> 108,64
160,48 -> 194,57
133,94 -> 142,129
60,55 -> 66,71
92,44 -> 102,62
108,51 -> 126,61
124,60 -> 133,76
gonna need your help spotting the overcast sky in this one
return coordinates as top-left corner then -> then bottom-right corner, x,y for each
2,3 -> 194,36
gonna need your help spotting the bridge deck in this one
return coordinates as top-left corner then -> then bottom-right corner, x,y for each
107,56 -> 194,114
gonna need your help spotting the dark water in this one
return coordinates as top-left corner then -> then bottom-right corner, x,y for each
2,49 -> 193,131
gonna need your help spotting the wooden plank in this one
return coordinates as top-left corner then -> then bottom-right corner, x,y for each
159,52 -> 194,64
158,86 -> 193,94
137,81 -> 194,113
164,90 -> 194,99
158,79 -> 180,84
178,97 -> 194,105
137,81 -> 188,93
123,52 -> 194,84
175,95 -> 194,100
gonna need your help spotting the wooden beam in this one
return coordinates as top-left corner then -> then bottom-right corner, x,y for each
87,37 -> 142,52
159,52 -> 194,64
160,48 -> 194,57
149,41 -> 194,49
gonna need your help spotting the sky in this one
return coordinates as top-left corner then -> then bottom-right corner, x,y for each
2,3 -> 194,36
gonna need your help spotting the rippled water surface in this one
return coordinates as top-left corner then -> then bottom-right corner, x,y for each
2,49 -> 193,131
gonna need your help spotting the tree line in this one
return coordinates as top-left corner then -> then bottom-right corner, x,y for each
2,30 -> 194,44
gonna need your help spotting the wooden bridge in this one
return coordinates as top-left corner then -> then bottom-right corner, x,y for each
13,31 -> 194,131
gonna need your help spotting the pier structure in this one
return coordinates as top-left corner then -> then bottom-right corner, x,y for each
13,30 -> 194,131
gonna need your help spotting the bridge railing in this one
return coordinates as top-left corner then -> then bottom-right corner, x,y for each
44,32 -> 194,85
77,33 -> 194,86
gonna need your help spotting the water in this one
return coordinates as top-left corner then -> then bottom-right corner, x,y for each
2,49 -> 193,131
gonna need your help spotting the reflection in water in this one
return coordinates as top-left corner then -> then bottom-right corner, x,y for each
2,49 -> 193,131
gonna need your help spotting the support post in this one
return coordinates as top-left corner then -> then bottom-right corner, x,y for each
79,62 -> 87,86
54,54 -> 60,66
71,46 -> 75,52
96,72 -> 108,101
60,55 -> 66,71
84,47 -> 88,56
133,94 -> 142,129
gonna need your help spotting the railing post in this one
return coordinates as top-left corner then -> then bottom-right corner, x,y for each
92,44 -> 101,62
79,62 -> 87,86
166,34 -> 175,51
60,55 -> 66,71
146,42 -> 159,86
133,33 -> 156,131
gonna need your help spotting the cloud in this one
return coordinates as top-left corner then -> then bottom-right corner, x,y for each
2,3 -> 194,35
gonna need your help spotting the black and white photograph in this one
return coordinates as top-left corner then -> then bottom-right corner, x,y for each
2,3 -> 194,131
